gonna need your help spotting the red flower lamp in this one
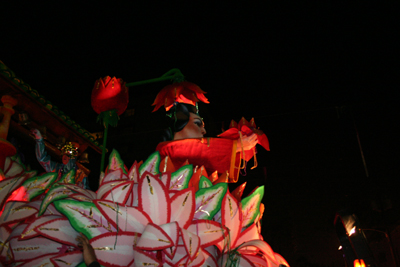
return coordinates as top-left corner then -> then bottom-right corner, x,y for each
91,76 -> 129,127
91,76 -> 129,172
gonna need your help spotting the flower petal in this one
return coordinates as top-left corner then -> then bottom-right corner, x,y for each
127,161 -> 140,182
94,200 -> 150,233
19,215 -> 61,240
138,172 -> 170,225
102,168 -> 127,184
160,222 -> 179,259
180,228 -> 200,261
35,217 -> 79,247
231,182 -> 247,201
160,172 -> 171,189
0,175 -> 28,207
236,240 -> 278,265
64,184 -> 96,200
274,252 -> 290,267
4,159 -> 25,178
0,201 -> 36,226
9,236 -> 71,262
97,180 -> 127,200
90,232 -> 137,267
234,223 -> 261,250
136,223 -> 173,250
188,219 -> 228,248
50,250 -> 83,267
103,181 -> 133,205
241,254 -> 269,267
18,253 -> 58,267
170,188 -> 195,229
217,191 -> 242,250
132,247 -> 162,266
203,247 -> 219,267
187,247 -> 205,267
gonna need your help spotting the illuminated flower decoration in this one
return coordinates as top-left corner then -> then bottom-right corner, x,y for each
60,142 -> 79,158
152,81 -> 209,112
214,190 -> 283,266
0,150 -> 289,267
91,76 -> 129,127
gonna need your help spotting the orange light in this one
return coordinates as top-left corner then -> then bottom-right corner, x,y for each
354,259 -> 366,267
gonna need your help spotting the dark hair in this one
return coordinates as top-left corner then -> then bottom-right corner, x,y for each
160,103 -> 198,141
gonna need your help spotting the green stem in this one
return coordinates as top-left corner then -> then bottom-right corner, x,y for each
125,68 -> 184,87
100,120 -> 109,173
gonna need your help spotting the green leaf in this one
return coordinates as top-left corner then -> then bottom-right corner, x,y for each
39,184 -> 72,215
139,151 -> 161,177
108,149 -> 127,174
241,186 -> 264,227
198,176 -> 212,189
194,183 -> 227,220
58,169 -> 75,184
54,199 -> 116,239
21,172 -> 58,201
170,164 -> 193,190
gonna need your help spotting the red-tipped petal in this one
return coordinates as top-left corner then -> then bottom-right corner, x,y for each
231,182 -> 247,201
257,133 -> 270,151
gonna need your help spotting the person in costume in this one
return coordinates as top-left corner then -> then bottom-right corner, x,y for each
31,128 -> 89,188
154,81 -> 262,183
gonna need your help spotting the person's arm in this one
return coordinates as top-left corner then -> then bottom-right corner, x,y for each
76,232 -> 99,266
87,261 -> 101,267
31,129 -> 60,172
235,133 -> 258,152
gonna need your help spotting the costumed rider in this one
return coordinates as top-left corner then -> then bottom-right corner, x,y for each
154,81 -> 261,183
31,128 -> 90,189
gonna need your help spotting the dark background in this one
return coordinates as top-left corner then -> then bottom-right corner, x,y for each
1,2 -> 399,266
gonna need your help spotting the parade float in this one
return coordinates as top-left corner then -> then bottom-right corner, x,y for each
0,64 -> 289,266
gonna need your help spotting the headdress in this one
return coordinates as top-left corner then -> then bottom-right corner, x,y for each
151,81 -> 209,112
61,142 -> 79,158
152,81 -> 209,140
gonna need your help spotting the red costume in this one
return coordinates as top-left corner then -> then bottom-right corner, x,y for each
156,137 -> 242,182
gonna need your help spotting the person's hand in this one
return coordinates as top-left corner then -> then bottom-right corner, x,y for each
236,133 -> 258,152
76,232 -> 97,266
31,128 -> 42,140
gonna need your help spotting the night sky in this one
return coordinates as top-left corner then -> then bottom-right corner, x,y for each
1,2 -> 399,266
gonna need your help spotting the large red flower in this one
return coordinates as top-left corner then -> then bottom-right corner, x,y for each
152,81 -> 209,112
91,76 -> 129,115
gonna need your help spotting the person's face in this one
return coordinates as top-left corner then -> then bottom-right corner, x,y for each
174,113 -> 206,140
62,155 -> 70,165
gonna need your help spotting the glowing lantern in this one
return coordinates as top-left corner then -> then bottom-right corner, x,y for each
91,76 -> 129,126
354,259 -> 366,267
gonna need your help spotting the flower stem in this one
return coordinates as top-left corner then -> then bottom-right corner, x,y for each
100,120 -> 108,173
125,68 -> 184,87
